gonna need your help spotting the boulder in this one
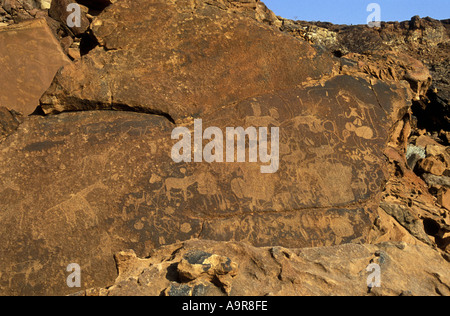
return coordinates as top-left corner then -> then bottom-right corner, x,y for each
0,18 -> 70,115
438,188 -> 450,211
38,0 -> 52,9
417,156 -> 446,176
40,0 -> 336,121
0,70 -> 407,295
4,0 -> 449,297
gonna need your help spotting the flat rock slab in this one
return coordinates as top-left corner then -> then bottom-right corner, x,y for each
0,73 -> 406,295
0,19 -> 70,115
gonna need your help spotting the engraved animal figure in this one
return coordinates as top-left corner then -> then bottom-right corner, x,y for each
164,172 -> 218,202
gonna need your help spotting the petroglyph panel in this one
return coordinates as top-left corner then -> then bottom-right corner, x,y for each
0,75 -> 406,295
154,76 -> 397,219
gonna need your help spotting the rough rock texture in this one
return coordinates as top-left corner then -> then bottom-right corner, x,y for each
49,0 -> 90,36
0,0 -> 48,24
0,107 -> 22,141
0,0 -> 449,296
40,0 -> 336,121
280,16 -> 450,131
74,240 -> 450,296
0,18 -> 70,115
0,72 -> 406,294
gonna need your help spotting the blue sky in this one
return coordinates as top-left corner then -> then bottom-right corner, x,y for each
263,0 -> 450,25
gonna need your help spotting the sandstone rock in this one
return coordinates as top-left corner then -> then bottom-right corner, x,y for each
425,145 -> 450,169
75,0 -> 111,11
79,240 -> 450,296
0,0 -> 448,298
178,251 -> 238,280
378,143 -> 450,251
1,0 -> 46,22
379,200 -> 432,246
0,0 -> 416,296
0,69 -> 407,295
49,0 -> 89,36
67,46 -> 80,59
177,251 -> 238,294
406,144 -> 426,170
438,188 -> 450,211
0,18 -> 70,115
38,0 -> 51,9
417,156 -> 446,176
279,16 -> 450,132
0,106 -> 22,141
415,134 -> 442,148
208,0 -> 281,27
40,0 -> 336,121
345,51 -> 432,99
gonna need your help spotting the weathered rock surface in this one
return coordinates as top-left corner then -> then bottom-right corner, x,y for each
0,70 -> 406,295
39,0 -> 336,121
0,0 -> 449,297
0,18 -> 70,115
49,0 -> 90,36
275,13 -> 450,261
75,240 -> 450,296
280,16 -> 450,131
0,106 -> 22,141
0,0 -> 48,24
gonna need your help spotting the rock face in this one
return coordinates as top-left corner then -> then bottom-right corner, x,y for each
0,73 -> 406,295
0,18 -> 70,115
40,0 -> 336,121
76,240 -> 450,296
49,0 -> 90,36
0,0 -> 449,296
0,107 -> 22,141
280,16 -> 450,131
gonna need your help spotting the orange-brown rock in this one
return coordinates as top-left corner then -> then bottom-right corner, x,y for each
418,156 -> 446,176
40,0 -> 336,121
0,18 -> 70,115
438,188 -> 450,211
77,240 -> 450,296
0,0 -> 449,298
0,70 -> 408,295
0,106 -> 22,141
